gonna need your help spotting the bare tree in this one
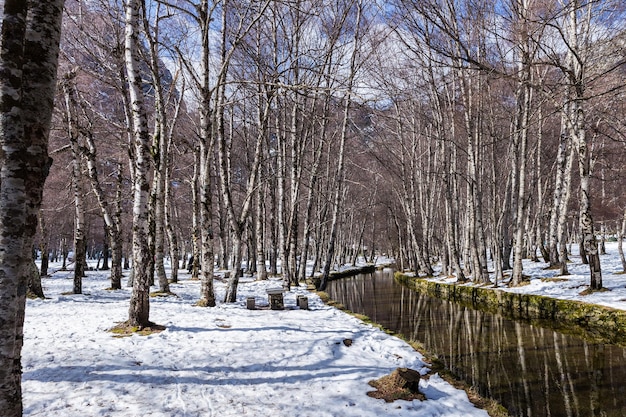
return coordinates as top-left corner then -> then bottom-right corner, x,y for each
617,208 -> 626,273
319,0 -> 364,291
0,1 -> 65,414
552,0 -> 612,289
216,0 -> 272,302
61,70 -> 88,294
125,0 -> 155,327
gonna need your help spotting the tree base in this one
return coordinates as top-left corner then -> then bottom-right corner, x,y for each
109,321 -> 166,336
367,368 -> 426,402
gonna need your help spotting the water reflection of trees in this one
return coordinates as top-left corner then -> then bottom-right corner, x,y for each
326,271 -> 626,417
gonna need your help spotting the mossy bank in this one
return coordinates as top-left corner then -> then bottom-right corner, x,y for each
395,273 -> 626,347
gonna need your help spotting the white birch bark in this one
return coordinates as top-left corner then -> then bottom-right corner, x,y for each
510,0 -> 534,286
618,208 -> 626,272
62,73 -> 87,294
84,123 -> 124,289
125,0 -> 153,327
319,2 -> 363,291
143,3 -> 180,294
564,0 -> 602,288
0,1 -> 64,413
215,0 -> 272,302
548,110 -> 571,269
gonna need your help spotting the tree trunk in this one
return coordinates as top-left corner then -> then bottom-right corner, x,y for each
255,177 -> 267,281
196,0 -> 216,307
125,0 -> 153,328
38,210 -> 50,276
62,70 -> 86,294
143,5 -> 178,295
574,113 -> 602,288
190,147 -> 201,280
199,138 -> 215,306
153,168 -> 169,293
111,161 -> 124,288
27,260 -> 45,299
269,173 -> 279,276
0,1 -> 64,414
101,225 -> 110,271
565,0 -> 602,289
510,20 -> 533,286
299,93 -> 330,283
164,163 -> 179,284
319,4 -> 363,291
618,208 -> 626,273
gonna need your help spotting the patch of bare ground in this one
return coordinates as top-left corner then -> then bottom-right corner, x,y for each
540,277 -> 570,282
579,287 -> 610,296
109,321 -> 166,337
149,290 -> 178,298
367,368 -> 425,402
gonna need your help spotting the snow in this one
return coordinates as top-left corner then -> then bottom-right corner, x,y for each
23,241 -> 625,416
429,241 -> 626,311
23,265 -> 488,416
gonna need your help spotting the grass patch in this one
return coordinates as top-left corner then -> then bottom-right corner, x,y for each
507,280 -> 531,288
579,287 -> 610,296
315,291 -> 330,303
109,321 -> 166,337
367,368 -> 426,402
60,291 -> 85,296
149,290 -> 178,298
194,299 -> 216,307
326,300 -> 345,309
540,277 -> 570,282
352,313 -> 371,322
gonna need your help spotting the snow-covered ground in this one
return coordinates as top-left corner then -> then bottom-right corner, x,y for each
23,264 -> 487,416
430,241 -> 626,311
23,241 -> 625,416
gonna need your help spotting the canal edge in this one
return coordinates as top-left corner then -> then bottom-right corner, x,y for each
312,287 -> 511,417
395,273 -> 626,348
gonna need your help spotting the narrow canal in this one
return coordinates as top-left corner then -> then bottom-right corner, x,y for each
325,268 -> 626,417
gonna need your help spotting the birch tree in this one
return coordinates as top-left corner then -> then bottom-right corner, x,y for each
0,1 -> 65,414
553,0 -> 608,289
617,208 -> 626,273
319,0 -> 364,291
61,0 -> 132,290
142,3 -> 185,294
61,70 -> 87,294
168,0 -> 220,306
215,0 -> 272,303
509,0 -> 539,286
125,0 -> 155,327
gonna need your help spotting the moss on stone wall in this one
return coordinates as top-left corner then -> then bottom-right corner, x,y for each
395,273 -> 626,347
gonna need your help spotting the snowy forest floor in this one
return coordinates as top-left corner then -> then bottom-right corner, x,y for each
24,265 -> 488,417
23,241 -> 624,417
425,241 -> 626,312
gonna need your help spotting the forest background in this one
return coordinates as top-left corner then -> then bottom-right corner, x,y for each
2,0 -> 626,415
39,0 -> 626,316
36,0 -> 626,315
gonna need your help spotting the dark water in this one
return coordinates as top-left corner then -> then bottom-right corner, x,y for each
325,269 -> 626,417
